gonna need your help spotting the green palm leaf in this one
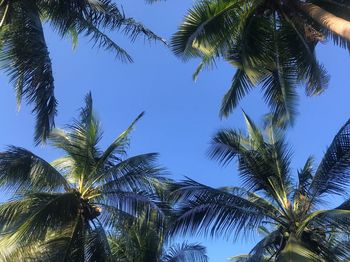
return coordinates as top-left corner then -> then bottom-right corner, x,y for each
0,146 -> 68,191
0,192 -> 79,246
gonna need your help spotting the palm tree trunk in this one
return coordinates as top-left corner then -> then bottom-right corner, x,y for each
299,3 -> 350,41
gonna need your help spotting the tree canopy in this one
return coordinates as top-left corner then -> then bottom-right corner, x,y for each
0,0 -> 164,143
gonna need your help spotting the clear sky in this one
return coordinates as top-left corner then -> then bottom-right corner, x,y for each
0,1 -> 350,261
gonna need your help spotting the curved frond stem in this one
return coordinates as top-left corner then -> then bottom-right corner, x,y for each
0,2 -> 9,27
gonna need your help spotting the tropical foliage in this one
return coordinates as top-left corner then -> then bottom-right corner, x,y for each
0,93 -> 167,261
171,0 -> 350,125
0,1 -> 349,261
109,189 -> 208,262
0,0 -> 163,143
170,113 -> 350,261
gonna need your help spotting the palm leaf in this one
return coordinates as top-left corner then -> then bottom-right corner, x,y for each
309,119 -> 350,200
96,112 -> 145,170
41,0 -> 164,46
0,192 -> 79,246
209,117 -> 293,205
0,1 -> 56,143
162,242 -> 208,262
96,190 -> 165,219
244,230 -> 281,261
74,15 -> 133,62
220,70 -> 254,118
279,12 -> 329,96
171,0 -> 245,59
0,146 -> 68,191
93,156 -> 164,192
169,179 -> 272,240
36,216 -> 86,262
85,225 -> 113,262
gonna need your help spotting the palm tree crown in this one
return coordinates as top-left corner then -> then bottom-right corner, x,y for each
0,0 -> 163,143
0,92 -> 166,261
171,0 -> 350,126
170,113 -> 350,261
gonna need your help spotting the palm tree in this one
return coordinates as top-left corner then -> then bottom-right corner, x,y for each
0,0 -> 164,144
170,113 -> 350,261
171,0 -> 350,125
0,92 -> 166,261
109,193 -> 208,262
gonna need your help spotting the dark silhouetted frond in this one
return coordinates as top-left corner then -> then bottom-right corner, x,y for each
162,242 -> 208,262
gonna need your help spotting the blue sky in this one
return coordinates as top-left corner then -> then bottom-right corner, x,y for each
0,1 -> 350,260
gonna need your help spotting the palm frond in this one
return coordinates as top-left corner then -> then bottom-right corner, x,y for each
0,1 -> 57,143
209,119 -> 293,205
260,63 -> 298,128
259,14 -> 299,126
0,192 -> 79,246
195,3 -> 270,117
36,216 -> 86,262
309,119 -> 350,200
85,225 -> 113,262
41,0 -> 164,45
162,242 -> 208,262
94,203 -> 134,229
245,230 -> 281,261
0,146 -> 68,191
96,190 -> 165,219
192,47 -> 218,81
169,179 -> 272,240
220,70 -> 254,118
93,154 -> 164,193
171,0 -> 244,59
278,14 -> 329,96
96,112 -> 145,170
305,208 -> 350,234
209,128 -> 248,166
109,210 -> 164,261
76,17 -> 133,62
297,157 -> 314,194
242,112 -> 265,146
